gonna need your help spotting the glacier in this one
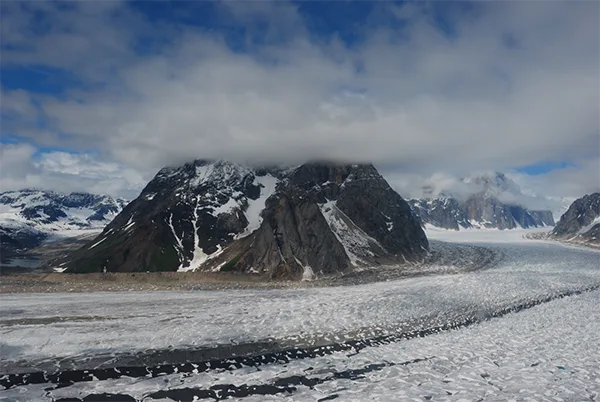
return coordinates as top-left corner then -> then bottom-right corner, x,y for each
1,231 -> 599,401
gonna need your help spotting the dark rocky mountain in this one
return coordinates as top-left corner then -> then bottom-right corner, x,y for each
54,160 -> 429,279
0,190 -> 127,261
551,193 -> 600,244
529,210 -> 555,227
408,198 -> 472,230
409,172 -> 555,230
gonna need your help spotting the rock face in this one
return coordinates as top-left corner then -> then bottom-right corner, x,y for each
408,198 -> 471,230
409,172 -> 555,230
56,161 -> 429,279
0,190 -> 127,260
551,193 -> 600,244
529,210 -> 555,227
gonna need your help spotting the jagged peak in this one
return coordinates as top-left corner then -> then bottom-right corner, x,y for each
154,159 -> 380,190
0,189 -> 123,205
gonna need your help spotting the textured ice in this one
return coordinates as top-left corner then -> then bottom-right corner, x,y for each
425,225 -> 553,244
3,287 -> 599,401
2,235 -> 600,401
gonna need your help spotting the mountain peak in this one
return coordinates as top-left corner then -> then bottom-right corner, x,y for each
0,189 -> 128,261
55,159 -> 428,278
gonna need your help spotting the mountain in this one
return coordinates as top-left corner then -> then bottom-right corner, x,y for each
551,193 -> 600,244
0,190 -> 127,259
53,160 -> 429,279
409,172 -> 555,230
408,197 -> 472,231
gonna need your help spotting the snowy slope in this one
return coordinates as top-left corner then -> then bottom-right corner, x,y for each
319,199 -> 383,265
0,190 -> 128,258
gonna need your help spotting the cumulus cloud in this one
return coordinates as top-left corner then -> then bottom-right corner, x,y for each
1,1 -> 598,200
0,143 -> 146,199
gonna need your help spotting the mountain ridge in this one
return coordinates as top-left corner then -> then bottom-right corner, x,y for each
550,192 -> 600,245
0,189 -> 128,261
409,172 -> 555,230
52,160 -> 429,278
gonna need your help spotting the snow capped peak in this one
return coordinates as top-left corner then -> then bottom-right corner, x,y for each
154,159 -> 257,191
190,160 -> 253,188
0,189 -> 128,236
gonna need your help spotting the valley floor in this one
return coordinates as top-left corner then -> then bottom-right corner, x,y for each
1,230 -> 599,401
0,239 -> 501,293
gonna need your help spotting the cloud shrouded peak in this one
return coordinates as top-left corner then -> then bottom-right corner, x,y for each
0,1 -> 598,199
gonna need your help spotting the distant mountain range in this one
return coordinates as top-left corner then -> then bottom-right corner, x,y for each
408,172 -> 555,230
550,192 -> 600,245
4,170 -> 595,275
0,190 -> 127,260
49,160 -> 428,278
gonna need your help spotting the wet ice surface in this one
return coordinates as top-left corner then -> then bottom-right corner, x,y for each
1,233 -> 600,401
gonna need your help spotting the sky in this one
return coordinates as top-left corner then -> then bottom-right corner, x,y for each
1,0 -> 599,208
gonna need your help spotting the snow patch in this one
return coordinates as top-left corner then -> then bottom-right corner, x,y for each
190,164 -> 216,187
235,174 -> 279,239
577,216 -> 600,235
122,216 -> 135,232
178,198 -> 209,272
167,213 -> 184,262
302,264 -> 315,281
88,236 -> 108,249
212,197 -> 240,216
178,201 -> 228,272
52,267 -> 68,273
318,199 -> 379,266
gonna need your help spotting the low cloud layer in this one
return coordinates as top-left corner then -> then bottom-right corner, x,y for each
1,1 -> 598,201
0,143 -> 145,199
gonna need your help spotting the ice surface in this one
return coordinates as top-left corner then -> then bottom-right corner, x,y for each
4,284 -> 599,401
2,233 -> 600,401
425,225 -> 553,244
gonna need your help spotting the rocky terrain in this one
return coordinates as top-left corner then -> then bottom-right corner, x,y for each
0,190 -> 127,263
0,240 -> 501,293
409,172 -> 555,230
49,161 -> 428,279
550,192 -> 600,245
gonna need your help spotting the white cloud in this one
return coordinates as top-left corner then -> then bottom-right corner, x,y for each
0,143 -> 145,199
383,159 -> 599,217
508,157 -> 600,200
0,1 -> 598,200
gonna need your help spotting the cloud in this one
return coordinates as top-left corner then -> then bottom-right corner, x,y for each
383,158 -> 599,217
1,1 -> 598,199
0,143 -> 145,199
508,157 -> 600,200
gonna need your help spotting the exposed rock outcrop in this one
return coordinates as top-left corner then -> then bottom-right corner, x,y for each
551,193 -> 600,245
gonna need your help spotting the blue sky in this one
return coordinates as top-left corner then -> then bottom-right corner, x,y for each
0,1 -> 598,203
